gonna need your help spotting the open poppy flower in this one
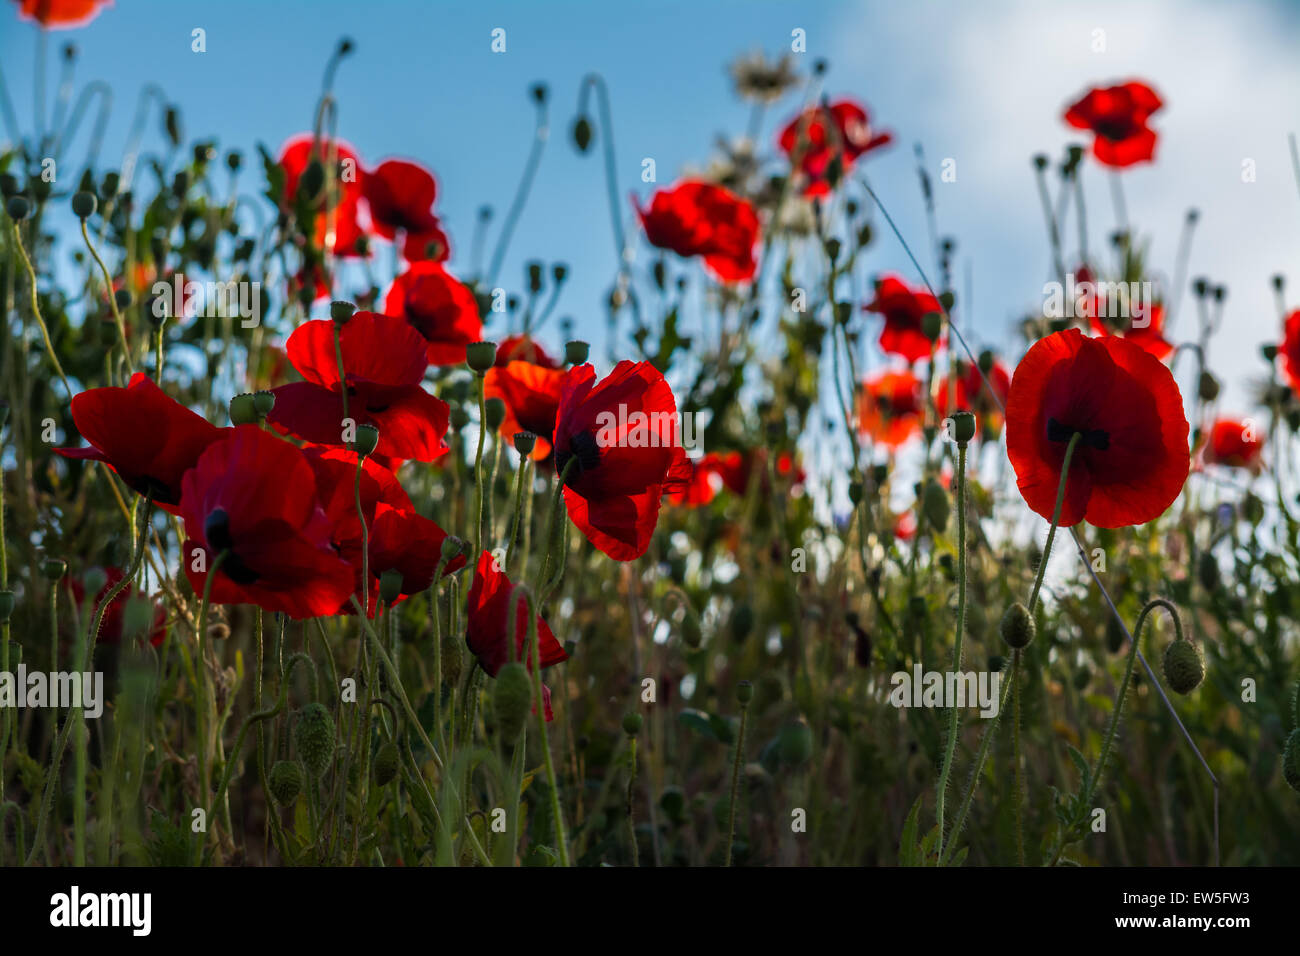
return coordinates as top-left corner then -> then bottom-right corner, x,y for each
865,275 -> 943,362
56,372 -> 225,513
633,181 -> 759,283
266,310 -> 450,462
1202,418 -> 1264,473
362,158 -> 451,262
369,508 -> 467,600
277,134 -> 367,257
553,361 -> 691,561
13,0 -> 109,28
666,455 -> 720,507
1280,308 -> 1300,393
1063,81 -> 1163,168
495,335 -> 559,369
383,261 -> 482,366
465,550 -> 567,722
66,567 -> 167,648
180,426 -> 357,620
1006,329 -> 1189,528
778,99 -> 892,197
485,360 -> 566,461
857,369 -> 924,449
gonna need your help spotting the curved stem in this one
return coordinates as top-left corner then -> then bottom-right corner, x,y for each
10,218 -> 71,397
81,219 -> 134,374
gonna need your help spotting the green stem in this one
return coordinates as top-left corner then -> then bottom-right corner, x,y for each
724,699 -> 749,866
81,219 -> 134,373
1013,649 -> 1024,866
934,440 -> 968,858
625,735 -> 639,867
10,218 -> 71,397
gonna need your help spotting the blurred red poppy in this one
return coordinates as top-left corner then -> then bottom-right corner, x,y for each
495,335 -> 559,369
857,369 -> 923,449
1006,329 -> 1189,528
277,134 -> 367,256
13,0 -> 109,28
1064,81 -> 1162,168
67,567 -> 166,648
267,311 -> 450,462
383,261 -> 483,366
710,448 -> 806,497
778,99 -> 892,197
553,361 -> 691,560
865,275 -> 942,362
362,158 -> 451,262
1202,419 -> 1264,472
1089,298 -> 1173,361
634,181 -> 759,283
56,372 -> 224,513
369,507 -> 467,600
934,358 -> 1012,434
485,360 -> 566,461
1280,308 -> 1300,393
180,426 -> 357,620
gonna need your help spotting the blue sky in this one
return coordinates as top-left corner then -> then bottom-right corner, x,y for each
4,0 -> 1300,420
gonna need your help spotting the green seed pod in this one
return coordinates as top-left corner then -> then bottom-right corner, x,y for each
1162,639 -> 1205,695
229,393 -> 259,425
6,195 -> 31,221
514,432 -> 537,456
484,396 -> 506,431
922,479 -> 950,533
564,340 -> 590,365
352,423 -> 380,458
42,557 -> 67,580
373,742 -> 400,787
949,411 -> 976,444
1197,551 -> 1220,592
777,718 -> 813,766
379,569 -> 404,606
71,190 -> 97,219
440,535 -> 464,563
329,300 -> 356,324
114,288 -> 134,311
268,760 -> 304,806
848,479 -> 864,507
921,311 -> 943,342
466,341 -> 497,374
1197,370 -> 1220,403
450,406 -> 471,430
1000,602 -> 1035,650
293,703 -> 336,778
622,712 -> 643,736
493,662 -> 532,741
1283,728 -> 1300,794
736,680 -> 753,705
252,390 -> 276,418
572,115 -> 594,153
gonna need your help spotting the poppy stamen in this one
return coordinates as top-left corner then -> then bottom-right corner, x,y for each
1047,416 -> 1110,451
556,430 -> 601,485
204,507 -> 260,584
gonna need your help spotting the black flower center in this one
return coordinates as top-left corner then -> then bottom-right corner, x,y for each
1048,417 -> 1110,451
555,430 -> 601,485
204,507 -> 260,584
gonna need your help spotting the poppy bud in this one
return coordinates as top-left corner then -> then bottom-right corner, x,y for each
71,190 -> 97,219
1033,154 -> 1049,170
922,479 -> 950,533
736,680 -> 753,705
848,479 -> 864,506
351,424 -> 380,458
1000,602 -> 1035,649
466,341 -> 496,374
164,105 -> 181,146
565,340 -> 590,365
6,196 -> 31,221
824,237 -> 842,263
0,590 -> 14,622
42,557 -> 67,580
552,263 -> 568,284
1193,277 -> 1209,298
114,288 -> 133,311
442,630 -> 464,686
871,463 -> 889,486
777,718 -> 813,766
622,712 -> 643,736
857,223 -> 873,247
1197,371 -> 1220,403
253,390 -> 276,418
379,569 -> 403,606
572,116 -> 594,152
294,703 -> 336,778
229,393 -> 259,425
834,301 -> 852,326
1242,493 -> 1265,525
1283,729 -> 1300,794
373,742 -> 399,786
330,300 -> 356,324
1197,552 -> 1220,592
950,411 -> 976,444
268,760 -> 304,806
921,311 -> 943,342
1262,344 -> 1279,363
1162,638 -> 1204,694
440,535 -> 464,563
493,662 -> 532,740
514,432 -> 536,456
526,261 -> 544,293
450,407 -> 470,430
484,396 -> 506,431
530,82 -> 548,104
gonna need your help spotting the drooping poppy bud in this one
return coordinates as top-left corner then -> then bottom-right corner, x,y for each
1000,603 -> 1035,649
1162,638 -> 1204,694
373,742 -> 399,786
294,703 -> 336,778
268,760 -> 304,806
493,662 -> 532,741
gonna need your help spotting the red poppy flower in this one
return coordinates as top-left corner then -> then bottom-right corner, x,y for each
666,455 -> 720,507
935,358 -> 1012,434
484,360 -> 566,461
56,372 -> 225,513
369,508 -> 467,600
553,361 -> 691,561
893,510 -> 917,541
465,550 -> 566,721
67,568 -> 166,648
180,426 -> 357,620
865,275 -> 943,362
1063,81 -> 1163,169
362,159 -> 451,263
857,369 -> 923,449
709,449 -> 805,497
778,99 -> 892,197
1089,296 -> 1173,361
495,335 -> 559,369
1006,329 -> 1189,528
1202,418 -> 1264,472
1280,309 -> 1300,393
266,311 -> 450,462
277,134 -> 367,257
633,181 -> 760,283
13,0 -> 109,28
383,261 -> 482,366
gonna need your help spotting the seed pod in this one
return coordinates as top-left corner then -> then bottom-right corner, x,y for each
493,662 -> 532,741
71,190 -> 97,219
564,340 -> 590,365
950,411 -> 976,444
229,393 -> 259,425
622,712 -> 643,736
373,742 -> 400,786
268,760 -> 304,806
293,703 -> 336,778
379,569 -> 403,606
1000,602 -> 1035,649
736,680 -> 753,705
484,396 -> 506,431
466,341 -> 497,374
351,424 -> 379,458
1162,638 -> 1205,695
329,300 -> 356,324
922,479 -> 950,533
